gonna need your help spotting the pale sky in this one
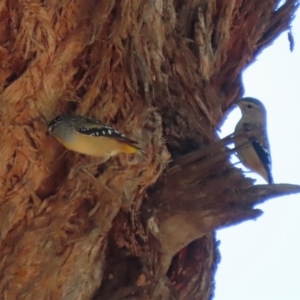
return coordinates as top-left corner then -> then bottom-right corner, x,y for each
215,10 -> 300,300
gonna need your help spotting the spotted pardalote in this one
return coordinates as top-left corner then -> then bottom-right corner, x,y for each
234,97 -> 273,184
47,115 -> 144,160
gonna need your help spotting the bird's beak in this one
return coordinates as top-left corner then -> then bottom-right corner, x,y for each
233,99 -> 241,106
46,126 -> 51,136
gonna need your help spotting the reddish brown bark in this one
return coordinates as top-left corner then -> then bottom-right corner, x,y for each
0,0 -> 299,299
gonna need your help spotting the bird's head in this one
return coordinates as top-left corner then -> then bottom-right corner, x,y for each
48,115 -> 64,135
235,97 -> 267,120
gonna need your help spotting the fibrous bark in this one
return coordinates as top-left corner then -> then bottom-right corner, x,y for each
0,0 -> 299,299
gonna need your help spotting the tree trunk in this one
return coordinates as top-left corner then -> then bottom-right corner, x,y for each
0,1 -> 299,299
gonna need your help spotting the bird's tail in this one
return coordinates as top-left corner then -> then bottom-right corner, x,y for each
120,140 -> 146,155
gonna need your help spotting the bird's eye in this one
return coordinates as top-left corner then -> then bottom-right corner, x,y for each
247,104 -> 253,109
